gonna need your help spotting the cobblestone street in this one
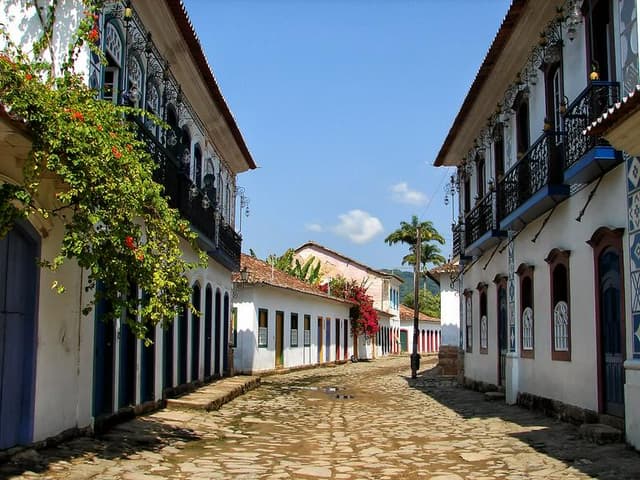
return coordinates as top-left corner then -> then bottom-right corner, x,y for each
2,355 -> 640,479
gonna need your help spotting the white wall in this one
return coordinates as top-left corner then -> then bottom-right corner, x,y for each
233,286 -> 352,373
439,273 -> 460,346
461,165 -> 626,411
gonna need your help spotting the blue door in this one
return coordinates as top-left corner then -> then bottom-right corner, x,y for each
0,222 -> 39,449
214,289 -> 222,376
599,248 -> 625,417
204,286 -> 212,377
162,321 -> 174,391
177,305 -> 188,385
191,284 -> 200,381
223,293 -> 230,375
93,283 -> 115,416
325,319 -> 331,362
140,292 -> 155,403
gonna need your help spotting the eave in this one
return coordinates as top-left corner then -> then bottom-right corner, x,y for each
434,0 -> 562,167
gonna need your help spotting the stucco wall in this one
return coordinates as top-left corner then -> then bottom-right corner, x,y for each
439,273 -> 460,346
233,285 -> 352,373
462,165 -> 626,411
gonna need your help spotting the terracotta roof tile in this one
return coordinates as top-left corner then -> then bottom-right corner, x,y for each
398,304 -> 440,323
429,262 -> 458,275
233,254 -> 354,305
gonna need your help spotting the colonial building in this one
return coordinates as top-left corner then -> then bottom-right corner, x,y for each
232,254 -> 354,374
294,241 -> 403,359
435,0 -> 640,447
0,0 -> 255,450
397,304 -> 441,355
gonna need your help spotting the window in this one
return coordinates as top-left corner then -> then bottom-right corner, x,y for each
290,313 -> 299,347
478,283 -> 488,353
546,249 -> 571,361
464,289 -> 473,353
103,22 -> 122,104
517,263 -> 535,358
231,307 -> 237,348
476,155 -> 486,200
258,308 -> 268,348
303,314 -> 311,346
515,91 -> 530,156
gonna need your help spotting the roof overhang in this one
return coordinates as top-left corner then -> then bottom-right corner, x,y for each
135,0 -> 257,173
434,0 -> 561,167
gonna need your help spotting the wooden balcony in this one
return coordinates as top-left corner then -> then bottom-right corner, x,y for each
463,191 -> 505,256
135,120 -> 242,271
498,132 -> 569,231
563,81 -> 622,184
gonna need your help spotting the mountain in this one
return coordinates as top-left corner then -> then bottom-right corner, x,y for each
380,269 -> 439,299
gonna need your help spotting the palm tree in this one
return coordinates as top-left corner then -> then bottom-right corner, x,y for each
385,215 -> 445,291
384,215 -> 445,256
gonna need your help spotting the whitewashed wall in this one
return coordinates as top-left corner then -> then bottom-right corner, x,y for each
439,272 -> 460,346
233,286 -> 352,373
462,166 -> 626,411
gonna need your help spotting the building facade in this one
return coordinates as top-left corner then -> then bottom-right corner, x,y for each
294,242 -> 403,359
0,0 -> 254,450
435,0 -> 640,448
428,262 -> 461,347
233,254 -> 353,373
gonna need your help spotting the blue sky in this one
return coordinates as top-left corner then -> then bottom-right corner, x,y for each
182,0 -> 511,271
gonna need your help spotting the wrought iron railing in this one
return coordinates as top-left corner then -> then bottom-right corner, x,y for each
219,222 -> 242,268
452,224 -> 461,257
134,119 -> 217,243
464,191 -> 494,248
563,81 -> 619,170
498,132 -> 563,220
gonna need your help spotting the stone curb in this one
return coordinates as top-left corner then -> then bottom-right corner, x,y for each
166,376 -> 261,411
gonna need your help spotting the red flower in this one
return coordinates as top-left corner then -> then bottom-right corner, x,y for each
112,146 -> 122,159
25,73 -> 33,81
87,28 -> 99,42
70,110 -> 84,122
124,236 -> 135,250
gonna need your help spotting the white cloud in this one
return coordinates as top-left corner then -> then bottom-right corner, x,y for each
305,223 -> 324,232
332,210 -> 383,244
390,182 -> 427,206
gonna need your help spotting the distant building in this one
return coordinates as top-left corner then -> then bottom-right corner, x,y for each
295,242 -> 403,359
397,304 -> 441,354
232,254 -> 353,373
428,262 -> 460,347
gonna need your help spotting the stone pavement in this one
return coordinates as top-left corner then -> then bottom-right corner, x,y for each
2,355 -> 640,479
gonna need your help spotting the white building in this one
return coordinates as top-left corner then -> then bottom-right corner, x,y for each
0,0 -> 255,450
294,241 -> 403,359
434,0 -> 640,448
428,262 -> 461,347
232,254 -> 354,373
397,304 -> 441,355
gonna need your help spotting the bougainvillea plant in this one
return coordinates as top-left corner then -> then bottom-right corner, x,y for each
319,275 -> 379,337
0,1 -> 206,340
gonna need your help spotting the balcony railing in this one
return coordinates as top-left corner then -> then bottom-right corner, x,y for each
563,81 -> 620,171
464,192 -> 494,249
219,223 -> 242,269
498,131 -> 567,228
134,119 -> 242,271
452,224 -> 461,258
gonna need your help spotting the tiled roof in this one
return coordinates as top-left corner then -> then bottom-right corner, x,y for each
398,304 -> 440,323
429,262 -> 458,275
233,254 -> 353,305
165,0 -> 256,170
585,84 -> 640,136
295,241 -> 404,283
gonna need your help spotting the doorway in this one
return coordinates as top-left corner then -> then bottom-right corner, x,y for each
0,222 -> 39,449
275,311 -> 284,368
325,318 -> 331,362
317,317 -> 323,363
598,247 -> 625,416
497,281 -> 508,387
399,329 -> 408,352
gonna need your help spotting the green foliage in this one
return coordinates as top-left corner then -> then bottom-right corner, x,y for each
385,215 -> 446,275
267,248 -> 322,285
402,289 -> 440,318
0,6 -> 206,340
320,275 -> 378,337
